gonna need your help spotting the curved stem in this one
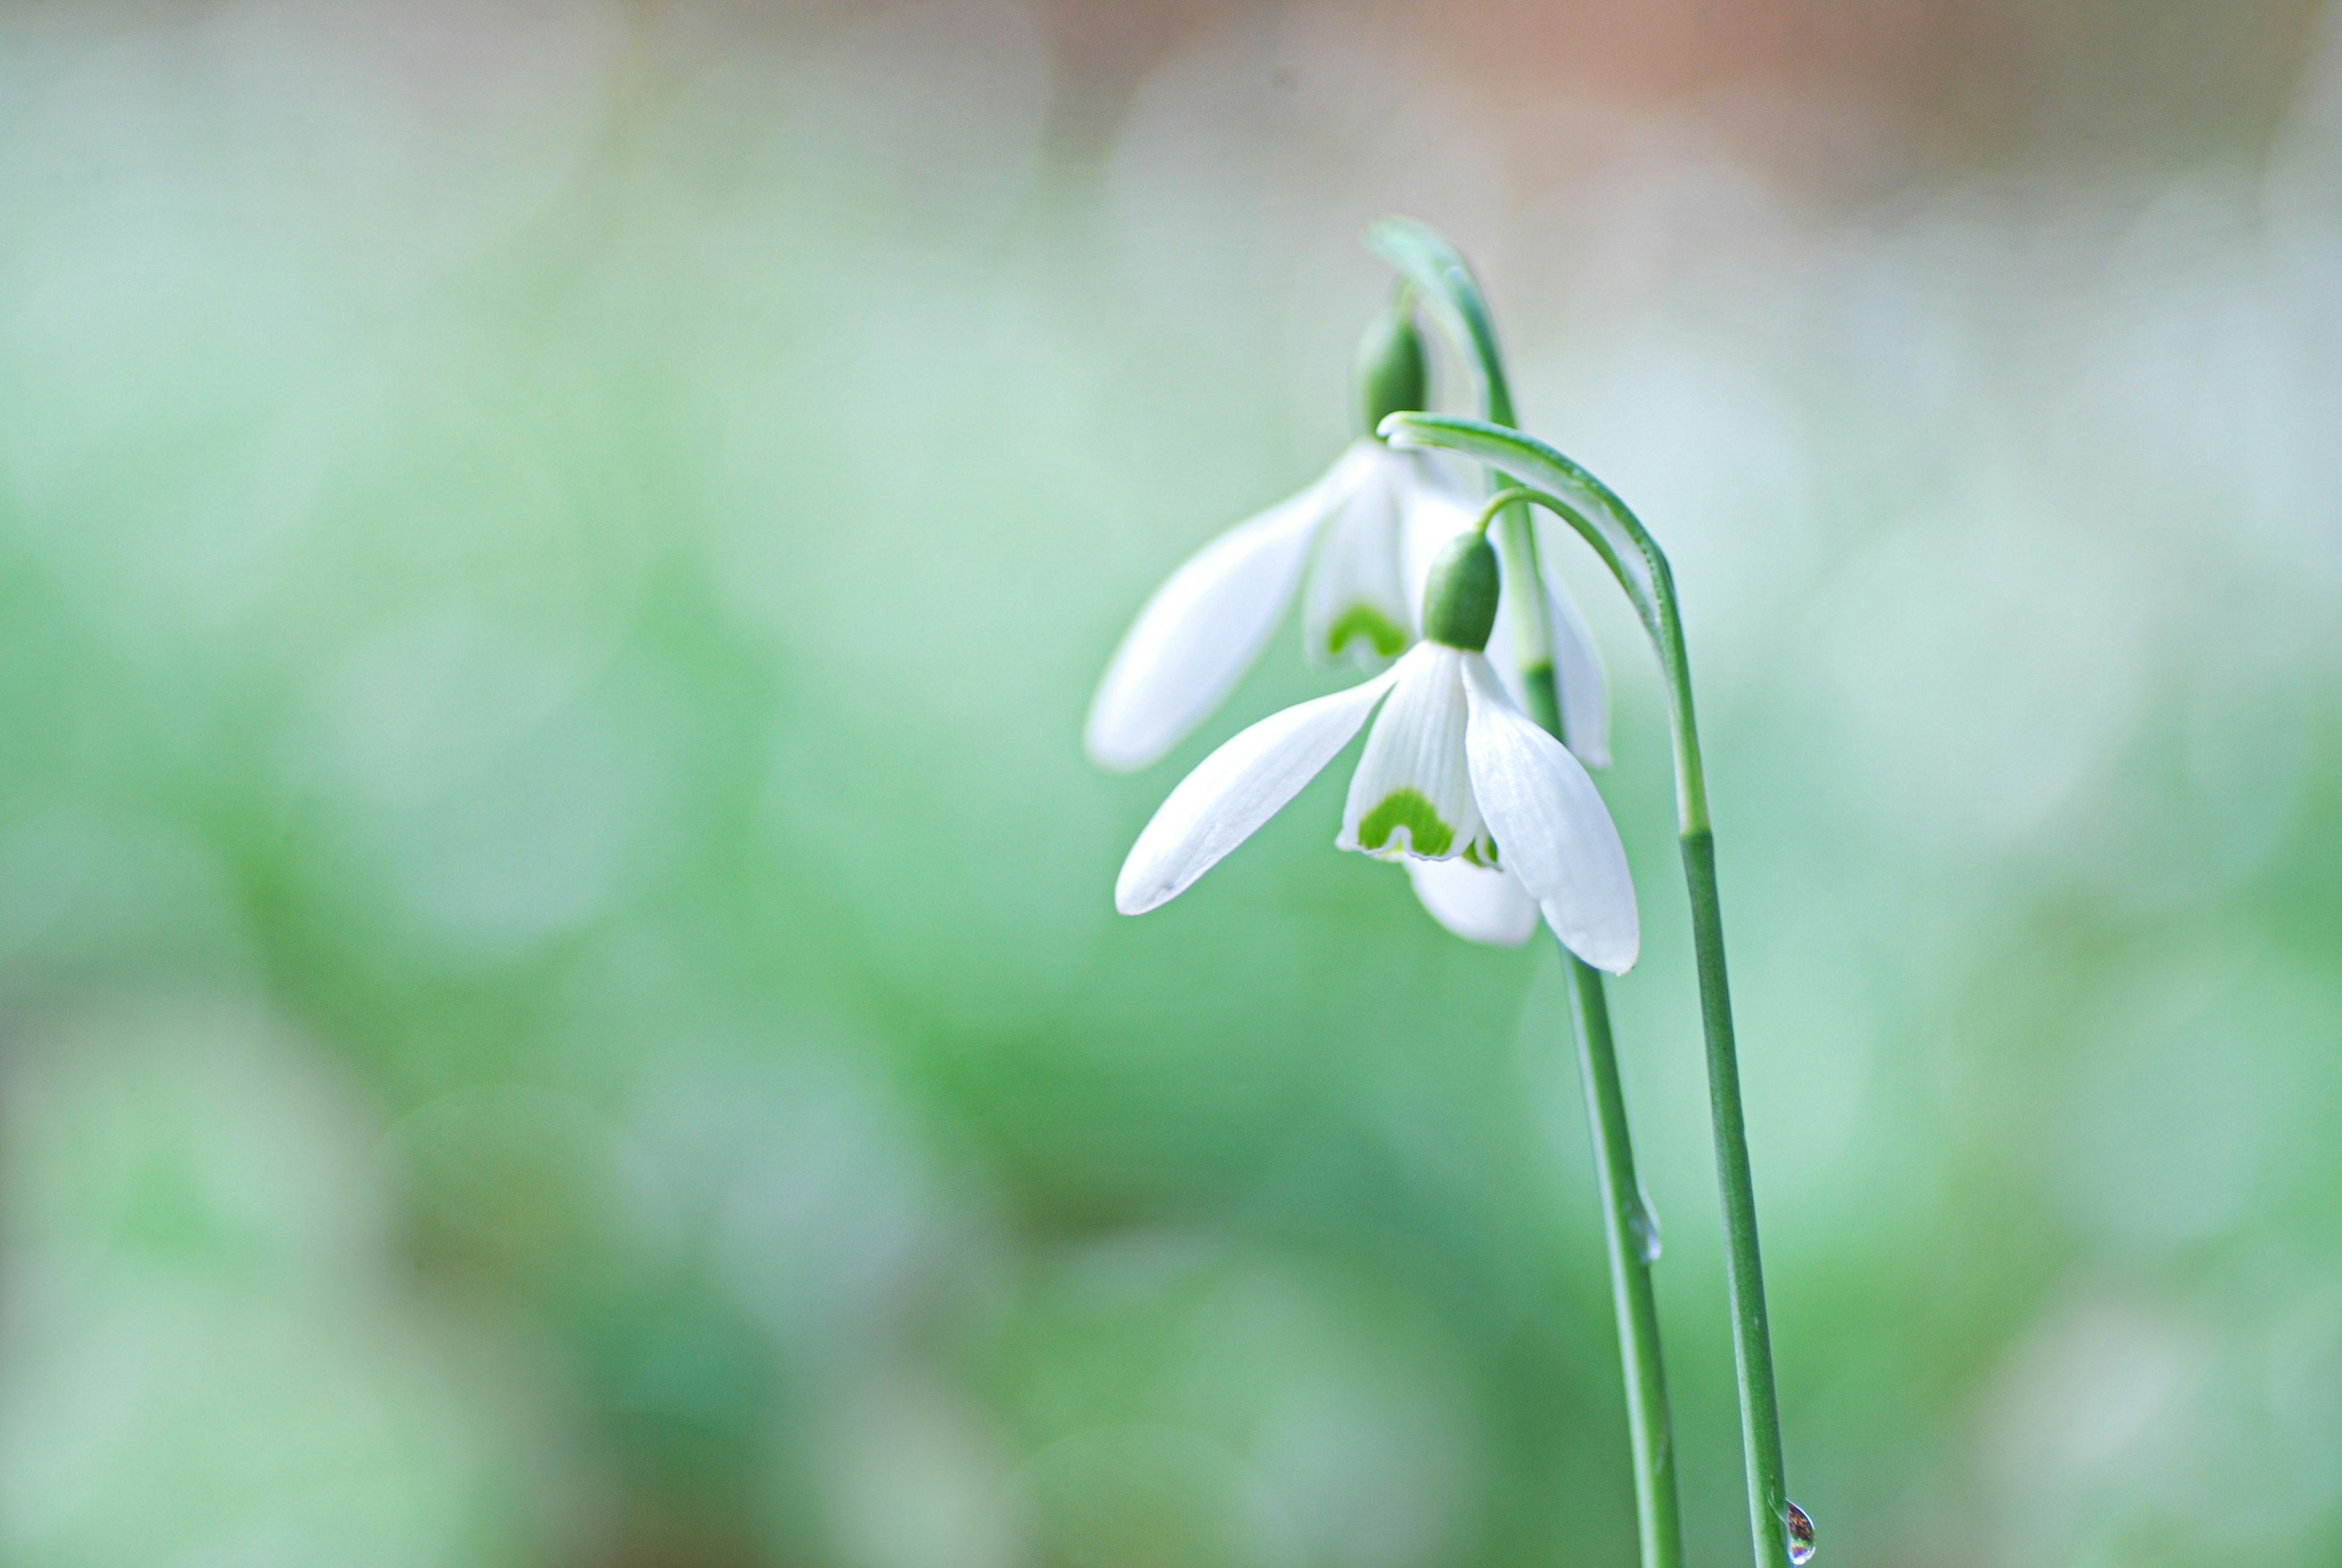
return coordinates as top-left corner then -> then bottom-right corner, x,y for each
1372,220 -> 1683,1568
1382,415 -> 1792,1568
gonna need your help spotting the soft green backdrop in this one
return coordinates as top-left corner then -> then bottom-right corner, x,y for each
2,3 -> 2338,1566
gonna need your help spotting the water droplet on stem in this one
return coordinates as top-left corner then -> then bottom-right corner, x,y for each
1784,1500 -> 1816,1565
1626,1191 -> 1661,1264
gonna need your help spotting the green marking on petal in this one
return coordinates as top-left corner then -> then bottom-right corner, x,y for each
1325,604 -> 1408,660
1462,837 -> 1500,869
1356,789 -> 1455,858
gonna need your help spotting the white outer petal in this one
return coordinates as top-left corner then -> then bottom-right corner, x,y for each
1481,589 -> 1533,711
1406,858 -> 1538,947
1544,577 -> 1612,770
1085,445 -> 1374,772
1115,667 -> 1401,915
1459,653 -> 1639,972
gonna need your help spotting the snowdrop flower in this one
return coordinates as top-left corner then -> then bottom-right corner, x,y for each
1114,529 -> 1639,973
1403,566 -> 1614,947
1084,309 -> 1484,773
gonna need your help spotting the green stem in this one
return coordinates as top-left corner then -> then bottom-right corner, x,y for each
1565,920 -> 1685,1568
1371,219 -> 1683,1568
1379,415 -> 1793,1568
1681,826 -> 1786,1561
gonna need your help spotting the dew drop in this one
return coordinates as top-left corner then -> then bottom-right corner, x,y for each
1627,1191 -> 1662,1264
1784,1500 -> 1816,1565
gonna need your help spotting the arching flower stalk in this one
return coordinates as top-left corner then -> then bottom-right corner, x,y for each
1382,409 -> 1807,1568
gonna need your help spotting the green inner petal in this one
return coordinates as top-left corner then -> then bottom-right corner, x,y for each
1324,604 -> 1408,660
1355,788 -> 1455,858
1462,837 -> 1499,869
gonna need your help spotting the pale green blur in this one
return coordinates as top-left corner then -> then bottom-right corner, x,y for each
2,4 -> 2338,1567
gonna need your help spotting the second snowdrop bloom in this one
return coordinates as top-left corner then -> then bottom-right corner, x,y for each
1114,531 -> 1639,973
1084,310 -> 1481,773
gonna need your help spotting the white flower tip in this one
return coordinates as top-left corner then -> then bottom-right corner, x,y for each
1083,706 -> 1159,775
1112,857 -> 1171,916
1545,900 -> 1639,973
1108,667 -> 1404,929
1407,859 -> 1536,947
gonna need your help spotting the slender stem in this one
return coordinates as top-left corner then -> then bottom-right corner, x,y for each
1507,524 -> 1683,1568
1379,414 -> 1794,1568
1566,953 -> 1682,1568
1681,826 -> 1787,1562
1371,219 -> 1683,1568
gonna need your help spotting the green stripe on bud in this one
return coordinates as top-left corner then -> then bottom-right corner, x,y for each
1421,532 -> 1500,651
1355,307 -> 1427,437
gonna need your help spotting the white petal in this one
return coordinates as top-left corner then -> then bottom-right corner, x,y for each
1300,449 -> 1409,664
1086,445 -> 1374,772
1460,654 -> 1639,972
1523,513 -> 1614,768
1406,858 -> 1538,947
1544,576 -> 1612,769
1338,645 -> 1483,861
1481,588 -> 1533,711
1394,453 -> 1480,635
1115,667 -> 1400,915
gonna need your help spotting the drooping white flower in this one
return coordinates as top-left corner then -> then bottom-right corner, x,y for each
1084,436 -> 1478,773
1113,533 -> 1639,973
1389,500 -> 1613,948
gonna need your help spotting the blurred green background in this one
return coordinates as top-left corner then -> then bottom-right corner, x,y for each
2,2 -> 2339,1564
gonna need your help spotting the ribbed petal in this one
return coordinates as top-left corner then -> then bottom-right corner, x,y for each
1300,446 -> 1410,665
1406,858 -> 1538,947
1338,645 -> 1483,862
1086,445 -> 1373,773
1459,653 -> 1639,972
1115,667 -> 1401,915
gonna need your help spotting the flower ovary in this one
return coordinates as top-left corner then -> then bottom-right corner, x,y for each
1355,309 -> 1427,437
1421,533 -> 1500,651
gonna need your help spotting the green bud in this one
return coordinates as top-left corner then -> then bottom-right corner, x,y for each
1421,531 -> 1500,651
1354,307 -> 1427,437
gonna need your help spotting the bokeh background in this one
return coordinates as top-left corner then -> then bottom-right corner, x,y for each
2,1 -> 2339,1564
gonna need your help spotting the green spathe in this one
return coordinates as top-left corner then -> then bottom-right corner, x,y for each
1355,787 -> 1455,858
1354,308 -> 1427,437
1421,533 -> 1499,651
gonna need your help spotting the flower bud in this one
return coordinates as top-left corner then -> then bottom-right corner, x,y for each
1355,308 -> 1427,437
1421,532 -> 1499,651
